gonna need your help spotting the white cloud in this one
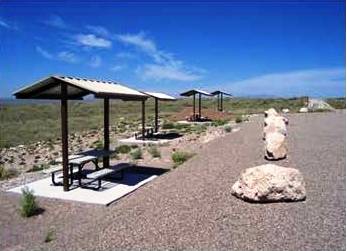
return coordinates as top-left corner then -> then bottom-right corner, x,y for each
44,15 -> 66,29
110,64 -> 126,72
117,32 -> 156,54
116,52 -> 136,59
140,64 -> 202,82
0,19 -> 10,29
36,46 -> 78,64
89,55 -> 102,68
220,68 -> 346,97
117,31 -> 204,81
58,51 -> 78,63
36,46 -> 54,59
0,18 -> 18,30
75,34 -> 112,48
86,25 -> 109,37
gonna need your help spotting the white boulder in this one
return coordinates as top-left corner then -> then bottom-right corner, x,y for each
308,98 -> 335,111
232,164 -> 306,202
299,107 -> 308,113
282,108 -> 290,113
264,108 -> 278,117
265,132 -> 287,160
264,116 -> 288,135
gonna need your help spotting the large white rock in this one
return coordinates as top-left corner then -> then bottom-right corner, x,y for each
264,116 -> 287,138
264,108 -> 278,117
308,98 -> 335,111
299,107 -> 308,113
265,132 -> 287,160
232,164 -> 306,202
282,108 -> 290,113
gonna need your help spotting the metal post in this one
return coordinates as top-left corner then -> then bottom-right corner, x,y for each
103,98 -> 110,168
193,93 -> 196,118
61,83 -> 69,191
198,93 -> 202,119
217,93 -> 220,111
221,93 -> 223,111
154,98 -> 159,133
142,99 -> 145,138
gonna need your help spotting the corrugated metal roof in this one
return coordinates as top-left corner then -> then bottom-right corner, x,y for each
143,92 -> 176,101
211,91 -> 232,96
13,75 -> 147,100
180,89 -> 212,97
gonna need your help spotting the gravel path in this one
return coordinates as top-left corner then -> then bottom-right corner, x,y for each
1,111 -> 345,251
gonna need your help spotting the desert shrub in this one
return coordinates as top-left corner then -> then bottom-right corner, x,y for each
44,229 -> 55,243
27,164 -> 49,173
171,151 -> 194,167
20,187 -> 39,217
130,148 -> 142,160
148,146 -> 161,158
235,116 -> 243,123
224,125 -> 232,133
326,98 -> 346,109
0,165 -> 19,180
93,139 -> 104,150
162,122 -> 175,129
115,144 -> 131,154
211,119 -> 228,127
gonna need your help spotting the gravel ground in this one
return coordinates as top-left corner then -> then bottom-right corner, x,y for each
0,111 -> 345,251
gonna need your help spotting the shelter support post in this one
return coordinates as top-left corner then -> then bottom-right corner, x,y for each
221,93 -> 223,111
103,98 -> 110,169
217,93 -> 220,111
61,83 -> 69,191
198,93 -> 202,119
193,93 -> 196,117
142,99 -> 146,138
155,98 -> 159,133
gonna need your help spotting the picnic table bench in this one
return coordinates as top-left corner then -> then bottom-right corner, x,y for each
51,149 -> 118,189
135,126 -> 154,139
83,163 -> 130,189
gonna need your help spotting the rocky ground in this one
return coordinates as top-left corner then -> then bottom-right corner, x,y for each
0,118 -> 242,190
0,110 -> 345,251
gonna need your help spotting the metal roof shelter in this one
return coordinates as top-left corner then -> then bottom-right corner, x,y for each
143,92 -> 176,133
211,91 -> 232,112
13,75 -> 147,191
180,89 -> 212,120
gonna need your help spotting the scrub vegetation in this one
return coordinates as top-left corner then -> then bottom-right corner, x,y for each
0,97 -> 344,148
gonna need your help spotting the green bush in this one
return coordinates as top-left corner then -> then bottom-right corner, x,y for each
326,98 -> 346,109
27,164 -> 49,173
235,116 -> 243,123
224,125 -> 232,133
93,139 -> 104,150
0,165 -> 19,180
211,119 -> 228,127
162,122 -> 175,129
148,146 -> 161,158
171,151 -> 194,167
130,148 -> 142,160
20,187 -> 39,217
44,229 -> 55,243
115,144 -> 131,154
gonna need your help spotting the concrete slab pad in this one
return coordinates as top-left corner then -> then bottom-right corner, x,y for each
118,136 -> 170,145
176,120 -> 212,125
8,172 -> 157,206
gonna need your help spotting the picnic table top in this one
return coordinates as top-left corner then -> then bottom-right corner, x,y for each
55,149 -> 115,163
69,155 -> 97,165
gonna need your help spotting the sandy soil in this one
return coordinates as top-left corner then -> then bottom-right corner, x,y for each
0,110 -> 345,251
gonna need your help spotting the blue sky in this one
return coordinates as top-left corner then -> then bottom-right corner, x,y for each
0,1 -> 345,97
